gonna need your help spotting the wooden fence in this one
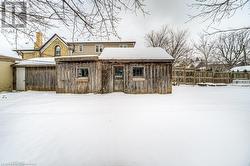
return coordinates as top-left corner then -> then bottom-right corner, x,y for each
173,68 -> 250,85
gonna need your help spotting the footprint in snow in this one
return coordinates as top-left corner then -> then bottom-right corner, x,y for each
1,95 -> 7,100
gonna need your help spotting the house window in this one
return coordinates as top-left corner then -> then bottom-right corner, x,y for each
133,67 -> 144,77
114,66 -> 124,78
95,44 -> 103,53
120,44 -> 128,48
55,45 -> 61,56
79,45 -> 83,52
78,68 -> 89,78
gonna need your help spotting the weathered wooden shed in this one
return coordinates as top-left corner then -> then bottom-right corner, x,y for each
55,55 -> 102,93
100,48 -> 174,94
15,57 -> 56,91
56,47 -> 174,94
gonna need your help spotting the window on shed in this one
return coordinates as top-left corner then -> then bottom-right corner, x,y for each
133,67 -> 144,77
114,66 -> 124,78
55,45 -> 61,56
95,44 -> 103,53
78,68 -> 89,78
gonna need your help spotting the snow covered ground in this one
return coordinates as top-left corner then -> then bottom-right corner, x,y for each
0,86 -> 249,166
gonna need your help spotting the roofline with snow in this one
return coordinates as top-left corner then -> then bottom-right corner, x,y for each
55,55 -> 99,62
14,34 -> 68,52
15,64 -> 56,67
0,55 -> 21,60
67,41 -> 136,44
99,59 -> 174,63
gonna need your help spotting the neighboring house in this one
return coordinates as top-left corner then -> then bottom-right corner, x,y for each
15,33 -> 174,94
0,34 -> 20,91
15,32 -> 135,59
230,66 -> 250,72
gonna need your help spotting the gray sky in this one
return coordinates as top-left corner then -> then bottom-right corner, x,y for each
116,0 -> 250,47
2,0 -> 250,49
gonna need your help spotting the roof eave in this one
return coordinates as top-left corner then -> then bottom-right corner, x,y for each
14,64 -> 56,67
55,56 -> 99,62
100,59 -> 174,63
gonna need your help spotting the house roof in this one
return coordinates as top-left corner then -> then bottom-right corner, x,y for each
99,47 -> 174,62
231,65 -> 250,72
14,34 -> 68,52
67,40 -> 136,44
15,57 -> 55,67
14,34 -> 136,52
40,34 -> 68,53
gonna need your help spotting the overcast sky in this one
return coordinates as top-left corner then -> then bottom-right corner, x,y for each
1,0 -> 250,49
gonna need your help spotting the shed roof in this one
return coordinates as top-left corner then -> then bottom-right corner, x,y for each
99,47 -> 174,61
55,55 -> 98,62
15,57 -> 55,67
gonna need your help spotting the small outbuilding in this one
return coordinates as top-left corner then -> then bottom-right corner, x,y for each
15,57 -> 56,91
56,47 -> 174,94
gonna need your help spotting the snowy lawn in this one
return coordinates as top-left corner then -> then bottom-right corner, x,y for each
0,86 -> 249,166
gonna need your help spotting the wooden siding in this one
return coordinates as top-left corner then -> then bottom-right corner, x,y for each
56,61 -> 102,93
101,62 -> 172,94
25,67 -> 56,91
56,61 -> 172,94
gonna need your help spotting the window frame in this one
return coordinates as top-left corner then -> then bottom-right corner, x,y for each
54,45 -> 61,56
79,45 -> 83,52
77,67 -> 89,79
132,66 -> 145,78
119,44 -> 128,48
95,44 -> 104,53
113,65 -> 124,79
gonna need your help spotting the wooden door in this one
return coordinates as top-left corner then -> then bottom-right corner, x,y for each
16,67 -> 25,91
113,66 -> 124,92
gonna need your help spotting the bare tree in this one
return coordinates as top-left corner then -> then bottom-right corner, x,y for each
145,25 -> 191,62
214,30 -> 250,68
194,35 -> 215,69
190,0 -> 250,34
0,0 -> 146,41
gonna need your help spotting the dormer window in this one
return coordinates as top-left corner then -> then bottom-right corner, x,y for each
55,45 -> 61,56
95,44 -> 103,53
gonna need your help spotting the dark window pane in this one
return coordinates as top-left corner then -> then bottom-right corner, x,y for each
115,67 -> 123,77
78,68 -> 89,77
133,67 -> 144,77
55,46 -> 61,56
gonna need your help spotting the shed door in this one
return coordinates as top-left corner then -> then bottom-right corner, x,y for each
16,67 -> 25,91
113,66 -> 124,92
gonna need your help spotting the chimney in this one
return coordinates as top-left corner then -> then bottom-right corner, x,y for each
34,32 -> 43,49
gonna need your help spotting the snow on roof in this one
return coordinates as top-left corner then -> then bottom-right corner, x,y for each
230,66 -> 250,72
0,33 -> 20,59
15,57 -> 55,66
55,55 -> 99,62
67,40 -> 136,44
56,55 -> 98,59
99,47 -> 174,60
